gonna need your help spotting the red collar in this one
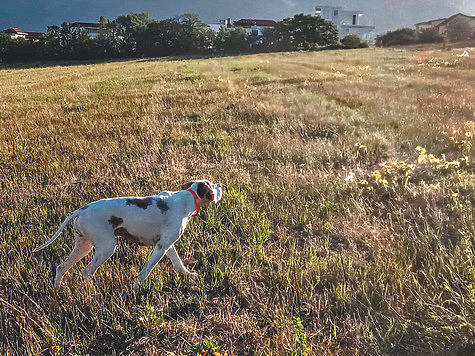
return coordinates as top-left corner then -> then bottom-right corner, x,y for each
187,189 -> 201,216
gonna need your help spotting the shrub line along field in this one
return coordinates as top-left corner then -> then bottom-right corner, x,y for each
0,47 -> 474,355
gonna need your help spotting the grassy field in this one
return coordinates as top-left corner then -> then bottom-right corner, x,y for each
0,47 -> 474,355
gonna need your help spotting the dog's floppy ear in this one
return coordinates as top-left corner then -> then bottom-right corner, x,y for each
181,181 -> 194,190
197,182 -> 207,198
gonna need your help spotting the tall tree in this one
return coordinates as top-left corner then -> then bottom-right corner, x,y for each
177,13 -> 216,53
96,16 -> 122,57
264,14 -> 338,51
215,27 -> 249,54
142,19 -> 184,57
38,23 -> 97,59
112,13 -> 155,56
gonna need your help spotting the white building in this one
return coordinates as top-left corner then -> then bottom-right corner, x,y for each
207,19 -> 232,32
207,18 -> 276,37
315,5 -> 375,43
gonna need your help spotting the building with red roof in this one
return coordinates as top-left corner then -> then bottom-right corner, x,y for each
3,28 -> 28,39
3,27 -> 45,40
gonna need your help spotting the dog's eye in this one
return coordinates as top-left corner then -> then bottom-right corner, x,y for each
206,193 -> 212,200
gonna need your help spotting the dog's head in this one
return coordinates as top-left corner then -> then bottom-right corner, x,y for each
181,180 -> 223,208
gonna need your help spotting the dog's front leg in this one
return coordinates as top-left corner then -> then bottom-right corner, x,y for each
166,244 -> 197,276
133,242 -> 168,290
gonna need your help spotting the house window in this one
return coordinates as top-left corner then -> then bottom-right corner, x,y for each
353,15 -> 357,25
334,10 -> 338,16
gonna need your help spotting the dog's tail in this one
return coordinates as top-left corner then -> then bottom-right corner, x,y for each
33,209 -> 82,253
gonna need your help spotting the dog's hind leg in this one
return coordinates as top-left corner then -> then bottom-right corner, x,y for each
81,233 -> 117,282
54,232 -> 93,288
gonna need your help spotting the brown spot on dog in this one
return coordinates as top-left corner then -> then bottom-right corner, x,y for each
114,227 -> 150,246
156,198 -> 168,214
108,216 -> 123,229
126,197 -> 152,209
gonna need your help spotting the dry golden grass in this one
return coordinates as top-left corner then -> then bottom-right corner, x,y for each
0,47 -> 474,355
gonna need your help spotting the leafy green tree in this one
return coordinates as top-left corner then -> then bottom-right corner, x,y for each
41,23 -> 98,59
114,12 -> 154,34
95,16 -> 123,57
0,32 -> 14,61
264,14 -> 338,51
142,19 -> 184,57
112,13 -> 155,56
246,29 -> 263,52
36,28 -> 61,59
177,13 -> 216,53
215,27 -> 249,54
1,35 -> 35,61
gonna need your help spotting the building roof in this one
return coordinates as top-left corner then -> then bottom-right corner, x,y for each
3,27 -> 28,35
414,18 -> 447,26
233,19 -> 277,27
436,13 -> 475,27
26,32 -> 45,39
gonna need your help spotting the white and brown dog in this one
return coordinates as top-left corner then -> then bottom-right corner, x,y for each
34,180 -> 222,289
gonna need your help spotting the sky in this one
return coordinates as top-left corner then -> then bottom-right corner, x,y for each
1,0 -> 474,35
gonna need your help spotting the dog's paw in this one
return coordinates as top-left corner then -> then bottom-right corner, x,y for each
183,269 -> 198,277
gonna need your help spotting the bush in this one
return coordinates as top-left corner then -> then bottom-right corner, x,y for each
377,27 -> 448,47
376,28 -> 417,47
417,29 -> 444,44
341,34 -> 361,48
340,34 -> 369,49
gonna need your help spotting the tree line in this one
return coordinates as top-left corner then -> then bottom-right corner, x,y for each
376,18 -> 474,47
376,28 -> 444,47
0,13 -> 342,62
